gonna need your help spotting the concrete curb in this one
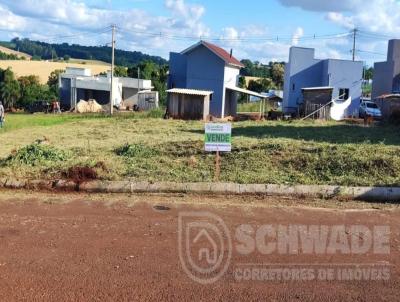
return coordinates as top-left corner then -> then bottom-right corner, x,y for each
0,178 -> 400,201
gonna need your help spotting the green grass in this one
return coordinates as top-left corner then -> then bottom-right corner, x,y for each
0,113 -> 400,186
237,101 -> 263,112
0,109 -> 165,132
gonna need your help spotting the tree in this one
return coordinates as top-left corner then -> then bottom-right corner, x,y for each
271,63 -> 285,89
18,75 -> 43,108
47,69 -> 64,99
238,76 -> 246,89
247,77 -> 275,93
364,67 -> 373,80
127,61 -> 168,105
63,55 -> 71,62
114,66 -> 128,77
248,80 -> 263,93
0,68 -> 20,109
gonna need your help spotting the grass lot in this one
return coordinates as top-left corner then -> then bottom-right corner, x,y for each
0,113 -> 400,186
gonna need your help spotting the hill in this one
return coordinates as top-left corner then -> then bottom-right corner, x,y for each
2,38 -> 167,67
0,60 -> 109,84
0,45 -> 32,60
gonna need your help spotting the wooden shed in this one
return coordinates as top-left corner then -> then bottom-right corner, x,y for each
375,94 -> 400,120
166,88 -> 213,120
302,87 -> 334,119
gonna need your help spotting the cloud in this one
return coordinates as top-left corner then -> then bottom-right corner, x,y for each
0,0 -> 387,64
0,0 -> 212,57
0,4 -> 28,32
291,27 -> 304,46
278,0 -> 362,12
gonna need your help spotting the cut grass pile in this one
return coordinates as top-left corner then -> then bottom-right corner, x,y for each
0,113 -> 400,186
2,143 -> 67,166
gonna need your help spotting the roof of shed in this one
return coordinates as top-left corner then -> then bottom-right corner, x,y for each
377,94 -> 400,99
226,86 -> 267,98
181,41 -> 245,68
302,86 -> 334,91
166,88 -> 213,96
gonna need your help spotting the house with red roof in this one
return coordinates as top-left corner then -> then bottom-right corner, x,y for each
168,41 -> 249,118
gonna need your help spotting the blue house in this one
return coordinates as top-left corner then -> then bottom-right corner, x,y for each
372,39 -> 400,99
283,47 -> 363,117
168,41 -> 246,118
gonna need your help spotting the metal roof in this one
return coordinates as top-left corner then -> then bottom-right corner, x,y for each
377,94 -> 400,99
302,86 -> 334,91
166,88 -> 213,96
181,41 -> 245,68
226,86 -> 267,98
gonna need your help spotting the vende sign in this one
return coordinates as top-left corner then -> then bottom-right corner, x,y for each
205,123 -> 232,152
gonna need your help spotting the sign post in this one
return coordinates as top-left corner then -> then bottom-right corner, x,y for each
205,123 -> 232,182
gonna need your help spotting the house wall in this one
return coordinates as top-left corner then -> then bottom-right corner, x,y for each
223,66 -> 240,117
283,46 -> 363,116
283,47 -> 323,114
324,59 -> 363,116
168,52 -> 187,89
185,45 -> 226,117
372,40 -> 400,99
372,62 -> 394,99
123,87 -> 139,103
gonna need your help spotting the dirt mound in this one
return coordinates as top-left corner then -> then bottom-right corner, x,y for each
65,166 -> 98,183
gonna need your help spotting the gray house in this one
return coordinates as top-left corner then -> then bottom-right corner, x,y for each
283,47 -> 363,117
59,67 -> 157,111
372,40 -> 400,99
168,41 -> 247,118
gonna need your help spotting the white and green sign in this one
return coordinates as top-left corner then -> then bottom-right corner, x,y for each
205,123 -> 232,152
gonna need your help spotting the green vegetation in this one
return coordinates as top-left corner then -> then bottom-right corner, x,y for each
237,102 -> 263,112
2,143 -> 67,167
0,67 -> 58,110
3,38 -> 167,66
128,61 -> 168,105
0,114 -> 399,186
0,51 -> 25,60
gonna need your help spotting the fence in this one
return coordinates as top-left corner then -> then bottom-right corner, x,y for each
304,103 -> 331,120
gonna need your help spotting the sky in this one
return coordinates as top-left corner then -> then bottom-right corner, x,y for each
0,0 -> 399,65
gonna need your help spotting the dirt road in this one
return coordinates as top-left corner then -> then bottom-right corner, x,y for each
0,190 -> 398,301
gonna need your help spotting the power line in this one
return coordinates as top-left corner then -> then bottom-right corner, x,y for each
116,26 -> 351,42
356,49 -> 386,56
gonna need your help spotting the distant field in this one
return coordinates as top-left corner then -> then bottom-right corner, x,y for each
0,60 -> 110,83
68,58 -> 109,66
0,113 -> 399,186
0,46 -> 31,59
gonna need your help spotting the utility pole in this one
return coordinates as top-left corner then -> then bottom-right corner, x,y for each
110,24 -> 116,115
137,67 -> 140,93
352,28 -> 357,61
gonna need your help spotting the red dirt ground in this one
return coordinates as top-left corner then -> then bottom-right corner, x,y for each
0,190 -> 398,301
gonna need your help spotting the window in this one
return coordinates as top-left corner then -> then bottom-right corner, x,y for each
292,83 -> 295,91
366,103 -> 378,109
338,88 -> 349,100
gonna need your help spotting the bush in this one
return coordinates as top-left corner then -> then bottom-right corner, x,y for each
6,143 -> 67,166
115,144 -> 159,158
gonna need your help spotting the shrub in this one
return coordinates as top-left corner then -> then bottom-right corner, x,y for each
115,144 -> 159,158
6,143 -> 67,166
